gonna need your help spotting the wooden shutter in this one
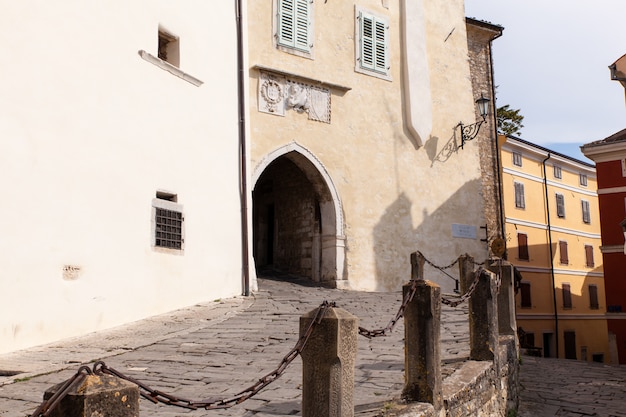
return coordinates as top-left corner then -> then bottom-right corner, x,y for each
559,241 -> 569,265
589,284 -> 599,309
520,282 -> 531,308
585,245 -> 594,268
517,233 -> 529,261
556,193 -> 565,218
278,0 -> 310,52
582,200 -> 591,224
514,182 -> 525,208
562,283 -> 572,309
359,11 -> 388,74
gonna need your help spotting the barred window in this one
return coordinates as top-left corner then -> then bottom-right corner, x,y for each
152,192 -> 184,252
155,208 -> 183,249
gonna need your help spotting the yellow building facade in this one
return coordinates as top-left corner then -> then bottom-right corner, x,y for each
500,135 -> 609,362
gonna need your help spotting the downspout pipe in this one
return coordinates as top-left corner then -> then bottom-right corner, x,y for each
236,0 -> 250,296
542,153 -> 559,357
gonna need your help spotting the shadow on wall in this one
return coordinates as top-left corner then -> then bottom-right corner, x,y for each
372,178 -> 486,293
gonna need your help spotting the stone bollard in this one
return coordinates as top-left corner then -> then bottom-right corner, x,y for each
44,373 -> 139,417
488,259 -> 517,336
402,278 -> 443,412
469,269 -> 499,362
458,254 -> 475,295
300,306 -> 358,417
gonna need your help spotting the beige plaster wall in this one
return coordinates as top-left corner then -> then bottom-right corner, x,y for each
248,0 -> 488,291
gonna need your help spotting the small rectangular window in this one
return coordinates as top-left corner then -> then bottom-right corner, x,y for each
356,7 -> 390,79
152,193 -> 184,251
579,173 -> 588,186
514,182 -> 525,209
556,193 -> 565,218
554,165 -> 562,179
559,241 -> 569,265
517,233 -> 529,261
520,282 -> 531,308
158,29 -> 180,67
581,200 -> 591,224
512,152 -> 522,167
589,284 -> 599,310
562,283 -> 572,309
585,244 -> 594,267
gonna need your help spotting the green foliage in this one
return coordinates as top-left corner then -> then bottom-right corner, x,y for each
497,104 -> 525,136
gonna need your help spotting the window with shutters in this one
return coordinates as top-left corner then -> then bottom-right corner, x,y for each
152,192 -> 184,252
517,233 -> 529,261
520,282 -> 531,308
514,182 -> 525,209
581,200 -> 591,224
355,7 -> 390,80
512,152 -> 522,167
559,241 -> 569,265
562,283 -> 572,309
589,284 -> 599,310
556,193 -> 565,218
585,244 -> 594,267
275,0 -> 313,57
553,165 -> 562,179
579,173 -> 588,187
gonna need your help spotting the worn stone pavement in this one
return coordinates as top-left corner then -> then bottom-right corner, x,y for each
0,275 -> 468,417
1,275 -> 625,416
517,355 -> 626,417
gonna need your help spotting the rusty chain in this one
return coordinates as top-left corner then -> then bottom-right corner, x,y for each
358,278 -> 418,338
441,267 -> 483,307
417,250 -> 460,270
29,366 -> 93,417
29,301 -> 335,414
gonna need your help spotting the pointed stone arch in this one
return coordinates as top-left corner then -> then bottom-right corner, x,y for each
252,142 -> 346,286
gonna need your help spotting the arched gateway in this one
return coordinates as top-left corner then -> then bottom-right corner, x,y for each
252,143 -> 346,286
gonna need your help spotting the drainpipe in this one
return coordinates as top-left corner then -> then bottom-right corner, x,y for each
542,153 -> 559,357
487,34 -> 506,245
236,0 -> 250,296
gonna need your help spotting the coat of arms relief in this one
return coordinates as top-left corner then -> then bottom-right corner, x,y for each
258,71 -> 331,123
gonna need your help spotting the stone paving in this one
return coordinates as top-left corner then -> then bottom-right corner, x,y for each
517,355 -> 626,417
0,275 -> 468,417
1,274 -> 625,417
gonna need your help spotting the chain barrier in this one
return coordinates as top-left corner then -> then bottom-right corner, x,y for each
441,267 -> 483,307
29,301 -> 335,414
358,278 -> 418,338
29,366 -> 93,417
417,250 -> 459,271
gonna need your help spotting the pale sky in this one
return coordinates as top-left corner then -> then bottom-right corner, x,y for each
464,0 -> 625,162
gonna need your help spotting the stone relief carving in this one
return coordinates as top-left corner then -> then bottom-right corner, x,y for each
258,71 -> 331,123
259,72 -> 285,115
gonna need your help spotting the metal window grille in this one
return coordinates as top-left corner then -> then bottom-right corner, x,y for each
155,208 -> 183,249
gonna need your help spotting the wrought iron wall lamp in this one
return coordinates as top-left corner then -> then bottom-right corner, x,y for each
458,94 -> 490,149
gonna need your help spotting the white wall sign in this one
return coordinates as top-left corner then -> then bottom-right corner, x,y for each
452,223 -> 477,239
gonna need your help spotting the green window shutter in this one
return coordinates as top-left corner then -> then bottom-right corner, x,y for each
359,11 -> 388,74
278,0 -> 310,52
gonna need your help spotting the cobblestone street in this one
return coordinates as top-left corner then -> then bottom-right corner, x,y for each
1,276 -> 625,416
